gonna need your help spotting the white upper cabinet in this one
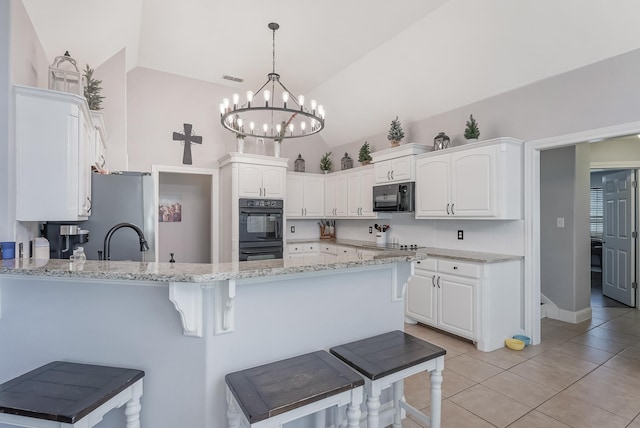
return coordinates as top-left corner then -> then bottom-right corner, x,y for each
324,173 -> 348,217
286,172 -> 325,218
347,166 -> 376,217
237,163 -> 286,198
372,143 -> 431,184
15,85 -> 95,221
415,138 -> 523,219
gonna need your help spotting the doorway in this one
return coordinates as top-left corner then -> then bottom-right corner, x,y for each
152,165 -> 219,263
525,121 -> 640,346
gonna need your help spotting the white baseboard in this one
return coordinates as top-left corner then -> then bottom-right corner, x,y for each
540,294 -> 591,324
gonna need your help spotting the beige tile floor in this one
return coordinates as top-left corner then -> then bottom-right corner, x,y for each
402,306 -> 640,428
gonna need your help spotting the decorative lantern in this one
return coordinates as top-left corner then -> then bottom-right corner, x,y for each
294,153 -> 306,172
341,152 -> 353,170
48,51 -> 84,96
433,132 -> 450,151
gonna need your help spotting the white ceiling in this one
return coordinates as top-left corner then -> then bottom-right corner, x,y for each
21,0 -> 640,147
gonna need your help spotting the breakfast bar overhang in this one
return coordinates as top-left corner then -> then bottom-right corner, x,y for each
0,251 -> 420,428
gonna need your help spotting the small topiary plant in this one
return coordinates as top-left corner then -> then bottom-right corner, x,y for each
358,141 -> 372,164
387,116 -> 404,146
320,152 -> 332,172
464,114 -> 480,140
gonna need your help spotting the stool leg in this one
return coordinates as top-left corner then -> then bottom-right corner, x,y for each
365,383 -> 381,428
125,380 -> 143,428
392,379 -> 403,428
346,388 -> 363,428
226,387 -> 243,428
430,367 -> 443,428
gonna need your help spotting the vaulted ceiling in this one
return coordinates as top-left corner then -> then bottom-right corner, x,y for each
21,0 -> 640,147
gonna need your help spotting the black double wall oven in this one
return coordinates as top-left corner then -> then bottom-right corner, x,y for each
238,199 -> 283,261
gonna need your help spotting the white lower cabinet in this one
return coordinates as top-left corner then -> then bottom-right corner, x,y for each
286,243 -> 319,258
406,257 -> 523,352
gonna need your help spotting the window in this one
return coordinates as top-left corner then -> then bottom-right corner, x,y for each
590,187 -> 603,238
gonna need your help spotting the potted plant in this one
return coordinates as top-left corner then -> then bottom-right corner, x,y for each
358,141 -> 373,165
464,114 -> 480,143
83,65 -> 104,110
320,152 -> 332,173
387,116 -> 404,147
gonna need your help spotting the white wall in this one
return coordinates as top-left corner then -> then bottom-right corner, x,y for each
126,67 -> 333,172
96,48 -> 128,171
0,0 -> 11,242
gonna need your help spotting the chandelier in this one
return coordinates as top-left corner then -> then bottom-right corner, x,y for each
219,22 -> 325,141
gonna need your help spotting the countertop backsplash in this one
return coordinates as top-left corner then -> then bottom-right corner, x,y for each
328,216 -> 524,256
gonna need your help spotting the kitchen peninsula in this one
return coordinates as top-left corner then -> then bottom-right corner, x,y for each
0,250 -> 421,428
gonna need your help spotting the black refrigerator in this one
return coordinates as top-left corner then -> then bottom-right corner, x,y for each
79,172 -> 156,261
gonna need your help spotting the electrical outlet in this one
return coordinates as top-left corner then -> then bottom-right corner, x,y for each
369,226 -> 373,234
290,226 -> 295,233
457,230 -> 464,240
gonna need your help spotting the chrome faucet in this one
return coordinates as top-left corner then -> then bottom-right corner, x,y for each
102,222 -> 150,261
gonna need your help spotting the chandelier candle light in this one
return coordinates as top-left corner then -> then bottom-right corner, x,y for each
220,23 -> 325,142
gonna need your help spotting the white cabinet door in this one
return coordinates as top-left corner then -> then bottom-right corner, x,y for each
359,167 -> 376,217
262,165 -> 285,198
15,86 -> 93,221
303,175 -> 325,217
390,157 -> 412,182
324,175 -> 337,216
451,146 -> 496,217
237,163 -> 263,197
334,174 -> 348,216
286,174 -> 305,217
374,160 -> 393,183
415,155 -> 450,217
406,271 -> 437,326
437,274 -> 477,339
347,173 -> 360,216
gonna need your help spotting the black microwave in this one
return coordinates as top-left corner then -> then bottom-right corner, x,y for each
372,182 -> 415,212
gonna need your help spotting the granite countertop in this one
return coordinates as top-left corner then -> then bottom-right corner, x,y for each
0,250 -> 424,283
286,239 -> 523,263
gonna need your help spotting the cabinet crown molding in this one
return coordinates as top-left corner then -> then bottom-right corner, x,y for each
371,143 -> 431,163
218,152 -> 289,168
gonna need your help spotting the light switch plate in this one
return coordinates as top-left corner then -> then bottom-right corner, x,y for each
557,217 -> 565,228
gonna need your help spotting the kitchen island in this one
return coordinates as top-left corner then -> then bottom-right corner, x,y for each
0,250 -> 422,428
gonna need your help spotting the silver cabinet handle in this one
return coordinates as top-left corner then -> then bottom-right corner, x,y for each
432,275 -> 436,287
304,208 -> 307,216
451,203 -> 455,215
437,277 -> 441,288
391,170 -> 394,180
446,203 -> 450,215
387,171 -> 390,180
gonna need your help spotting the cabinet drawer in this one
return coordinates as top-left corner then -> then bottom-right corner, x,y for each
287,244 -> 305,254
414,259 -> 437,272
438,260 -> 481,278
303,243 -> 317,252
336,246 -> 357,255
321,244 -> 338,255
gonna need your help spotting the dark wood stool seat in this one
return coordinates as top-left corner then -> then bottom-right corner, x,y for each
0,361 -> 144,428
225,350 -> 364,427
330,330 -> 446,428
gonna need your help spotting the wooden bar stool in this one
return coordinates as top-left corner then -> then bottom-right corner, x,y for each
0,361 -> 144,428
225,350 -> 363,427
330,330 -> 446,428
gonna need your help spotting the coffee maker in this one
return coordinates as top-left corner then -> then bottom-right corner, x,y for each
41,223 -> 89,259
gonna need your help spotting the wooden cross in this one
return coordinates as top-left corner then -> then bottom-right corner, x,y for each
172,123 -> 202,165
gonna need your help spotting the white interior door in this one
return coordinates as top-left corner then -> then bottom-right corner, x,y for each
602,170 -> 636,306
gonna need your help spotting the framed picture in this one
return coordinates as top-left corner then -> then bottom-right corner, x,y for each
159,195 -> 182,222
